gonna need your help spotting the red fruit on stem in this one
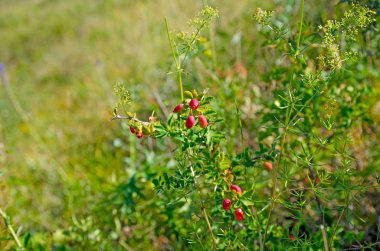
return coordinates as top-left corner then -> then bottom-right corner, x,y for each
234,208 -> 244,221
189,99 -> 200,110
186,115 -> 195,129
198,115 -> 208,128
136,132 -> 144,139
222,198 -> 232,210
173,104 -> 184,113
231,184 -> 242,194
224,169 -> 231,174
130,126 -> 137,134
264,161 -> 273,171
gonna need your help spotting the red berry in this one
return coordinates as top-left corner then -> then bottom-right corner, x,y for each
173,104 -> 184,113
136,132 -> 144,138
130,126 -> 137,134
186,115 -> 195,129
222,198 -> 232,210
234,208 -> 244,221
198,115 -> 208,128
264,161 -> 273,171
189,99 -> 200,110
224,169 -> 231,174
288,235 -> 296,241
231,184 -> 242,194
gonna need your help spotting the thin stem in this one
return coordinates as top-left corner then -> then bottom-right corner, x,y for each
308,164 -> 329,251
250,206 -> 264,251
263,89 -> 293,248
182,24 -> 205,67
234,100 -> 245,150
202,206 -> 218,251
0,208 -> 23,248
321,225 -> 329,251
165,19 -> 179,68
306,139 -> 330,251
296,0 -> 305,56
165,18 -> 183,101
329,189 -> 361,249
189,160 -> 217,250
262,130 -> 287,249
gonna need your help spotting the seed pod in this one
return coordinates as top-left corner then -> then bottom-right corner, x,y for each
189,99 -> 200,110
186,115 -> 195,129
173,104 -> 184,113
234,208 -> 244,221
198,115 -> 208,128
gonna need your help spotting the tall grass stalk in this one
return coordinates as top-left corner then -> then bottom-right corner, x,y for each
0,207 -> 23,249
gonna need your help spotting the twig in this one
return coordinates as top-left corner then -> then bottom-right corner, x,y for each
152,90 -> 169,119
111,115 -> 150,126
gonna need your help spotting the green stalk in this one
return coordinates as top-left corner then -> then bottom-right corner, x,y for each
0,208 -> 23,248
250,207 -> 264,251
263,2 -> 305,245
262,129 -> 288,249
296,0 -> 305,56
165,19 -> 183,101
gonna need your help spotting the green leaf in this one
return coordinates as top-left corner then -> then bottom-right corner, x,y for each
184,91 -> 193,99
241,199 -> 254,206
22,232 -> 31,247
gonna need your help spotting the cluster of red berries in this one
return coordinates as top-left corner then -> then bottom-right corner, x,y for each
222,183 -> 244,221
129,125 -> 144,139
173,99 -> 208,129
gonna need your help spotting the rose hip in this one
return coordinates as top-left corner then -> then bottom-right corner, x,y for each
198,115 -> 208,128
189,99 -> 200,110
186,115 -> 195,129
130,126 -> 137,134
222,198 -> 232,210
231,184 -> 242,194
173,104 -> 184,113
136,132 -> 144,139
234,208 -> 244,221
